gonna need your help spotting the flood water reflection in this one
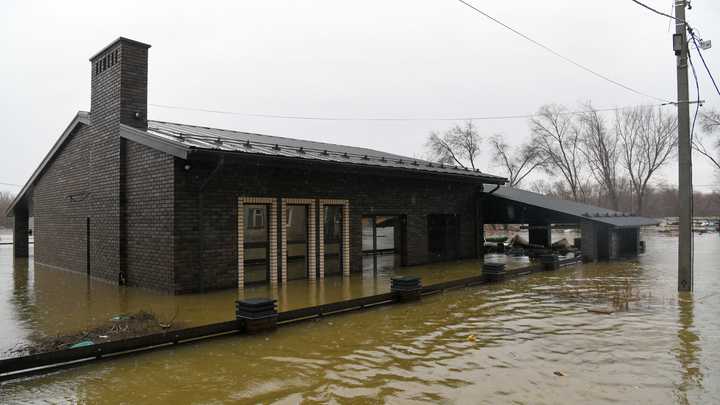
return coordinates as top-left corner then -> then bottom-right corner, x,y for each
1,230 -> 719,404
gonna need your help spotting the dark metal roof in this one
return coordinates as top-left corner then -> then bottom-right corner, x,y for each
121,120 -> 507,183
483,185 -> 660,228
6,113 -> 507,218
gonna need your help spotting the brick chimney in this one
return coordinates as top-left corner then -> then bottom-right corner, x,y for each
86,38 -> 151,282
89,37 -> 151,129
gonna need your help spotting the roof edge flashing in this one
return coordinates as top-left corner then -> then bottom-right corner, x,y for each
120,124 -> 190,159
6,112 -> 90,218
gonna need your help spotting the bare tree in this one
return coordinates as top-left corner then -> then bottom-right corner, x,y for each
488,134 -> 545,188
424,121 -> 482,170
616,104 -> 678,216
0,190 -> 16,228
577,101 -> 624,211
694,106 -> 720,171
528,179 -> 552,195
529,104 -> 588,202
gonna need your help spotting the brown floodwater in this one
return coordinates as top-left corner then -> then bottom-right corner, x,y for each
1,230 -> 719,404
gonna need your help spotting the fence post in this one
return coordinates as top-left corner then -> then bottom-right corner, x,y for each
391,276 -> 422,302
236,297 -> 278,336
482,262 -> 506,283
540,254 -> 560,271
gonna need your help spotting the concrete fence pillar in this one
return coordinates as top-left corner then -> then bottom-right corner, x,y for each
482,262 -> 506,283
391,276 -> 422,302
236,297 -> 278,335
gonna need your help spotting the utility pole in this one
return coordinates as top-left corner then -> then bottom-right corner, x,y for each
675,0 -> 693,292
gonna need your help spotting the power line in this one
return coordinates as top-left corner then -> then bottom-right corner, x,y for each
629,0 -> 685,23
456,0 -> 670,102
0,182 -> 23,187
688,31 -> 720,97
149,104 -> 528,121
149,103 -> 666,122
631,0 -> 718,96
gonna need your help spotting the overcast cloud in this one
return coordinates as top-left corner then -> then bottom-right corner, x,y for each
1,0 -> 719,196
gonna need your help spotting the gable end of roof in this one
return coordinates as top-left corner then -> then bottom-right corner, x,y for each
5,112 -> 90,217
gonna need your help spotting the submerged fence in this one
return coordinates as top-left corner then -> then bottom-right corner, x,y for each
0,256 -> 582,379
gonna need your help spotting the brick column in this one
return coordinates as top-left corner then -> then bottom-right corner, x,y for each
580,219 -> 598,262
13,206 -> 29,258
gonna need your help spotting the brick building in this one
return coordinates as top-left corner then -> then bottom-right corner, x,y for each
6,38 -> 657,293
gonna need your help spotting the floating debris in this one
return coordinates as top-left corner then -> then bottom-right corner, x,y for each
3,309 -> 185,357
587,309 -> 614,314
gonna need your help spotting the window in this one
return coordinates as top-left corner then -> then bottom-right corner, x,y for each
286,208 -> 293,227
247,208 -> 264,229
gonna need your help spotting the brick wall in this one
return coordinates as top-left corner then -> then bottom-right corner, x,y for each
34,124 -> 93,273
611,227 -> 639,257
123,140 -> 176,291
171,159 -> 484,293
580,219 -> 615,262
35,38 -> 151,283
12,205 -> 29,258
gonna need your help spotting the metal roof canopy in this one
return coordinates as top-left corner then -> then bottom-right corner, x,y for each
482,185 -> 660,228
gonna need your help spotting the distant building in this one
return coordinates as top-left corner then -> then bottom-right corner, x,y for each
6,38 -> 657,293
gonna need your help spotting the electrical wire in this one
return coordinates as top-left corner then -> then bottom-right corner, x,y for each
149,104 -> 528,122
688,31 -> 720,97
687,33 -> 701,140
149,103 -> 666,122
0,182 -> 23,187
632,0 -> 718,97
630,0 -> 686,23
456,0 -> 670,102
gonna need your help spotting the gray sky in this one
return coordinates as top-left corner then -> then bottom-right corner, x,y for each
2,0 -> 719,196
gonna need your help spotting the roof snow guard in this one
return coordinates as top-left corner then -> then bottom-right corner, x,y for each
582,212 -> 638,218
120,120 -> 507,183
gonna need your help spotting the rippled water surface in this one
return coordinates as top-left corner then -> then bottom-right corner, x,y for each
1,229 -> 719,404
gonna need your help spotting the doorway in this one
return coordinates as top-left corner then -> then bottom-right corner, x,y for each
362,215 -> 405,271
427,214 -> 460,262
286,204 -> 309,280
243,203 -> 270,283
323,205 -> 343,275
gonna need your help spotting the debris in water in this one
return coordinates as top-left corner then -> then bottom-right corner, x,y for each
468,334 -> 476,342
70,341 -> 94,349
587,308 -> 613,314
3,309 -> 185,357
554,371 -> 568,377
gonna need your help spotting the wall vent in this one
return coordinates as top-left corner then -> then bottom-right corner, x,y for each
95,49 -> 119,76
